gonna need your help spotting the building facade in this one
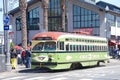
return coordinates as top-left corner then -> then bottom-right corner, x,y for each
9,0 -> 120,50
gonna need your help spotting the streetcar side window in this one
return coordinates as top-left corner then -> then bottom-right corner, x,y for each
73,45 -> 76,51
70,45 -> 72,51
66,44 -> 69,51
58,42 -> 64,50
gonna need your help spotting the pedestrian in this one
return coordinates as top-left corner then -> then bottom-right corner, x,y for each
21,48 -> 26,65
10,48 -> 18,69
16,49 -> 22,65
118,49 -> 120,60
25,48 -> 31,68
114,48 -> 119,59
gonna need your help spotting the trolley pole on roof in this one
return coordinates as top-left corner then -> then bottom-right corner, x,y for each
3,0 -> 11,71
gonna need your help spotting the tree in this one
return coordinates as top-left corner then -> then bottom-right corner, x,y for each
60,0 -> 66,32
42,0 -> 49,31
19,0 -> 27,49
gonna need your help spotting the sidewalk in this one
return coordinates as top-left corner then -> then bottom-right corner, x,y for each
109,58 -> 120,63
0,65 -> 28,74
14,65 -> 27,72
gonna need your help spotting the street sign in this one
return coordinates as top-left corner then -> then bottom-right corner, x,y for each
4,16 -> 9,25
4,25 -> 9,30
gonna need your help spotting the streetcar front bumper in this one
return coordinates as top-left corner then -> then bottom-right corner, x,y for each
31,62 -> 57,68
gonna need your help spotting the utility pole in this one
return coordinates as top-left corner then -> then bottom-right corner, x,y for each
3,0 -> 11,71
115,16 -> 118,49
105,6 -> 110,57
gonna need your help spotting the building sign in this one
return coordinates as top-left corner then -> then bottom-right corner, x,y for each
73,28 -> 93,35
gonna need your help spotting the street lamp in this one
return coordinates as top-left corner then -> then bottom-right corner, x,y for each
3,0 -> 11,71
105,6 -> 110,57
115,16 -> 118,50
105,6 -> 109,38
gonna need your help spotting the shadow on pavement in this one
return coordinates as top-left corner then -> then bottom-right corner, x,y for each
18,65 -> 106,73
18,68 -> 70,73
19,68 -> 49,73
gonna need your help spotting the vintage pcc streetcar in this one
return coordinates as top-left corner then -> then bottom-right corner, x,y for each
31,32 -> 108,70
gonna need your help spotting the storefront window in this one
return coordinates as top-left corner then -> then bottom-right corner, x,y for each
73,5 -> 100,29
107,14 -> 115,27
16,16 -> 21,31
28,7 -> 39,30
48,0 -> 62,31
117,17 -> 120,27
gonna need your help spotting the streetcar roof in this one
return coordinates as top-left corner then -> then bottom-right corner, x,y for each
32,32 -> 65,40
32,32 -> 106,41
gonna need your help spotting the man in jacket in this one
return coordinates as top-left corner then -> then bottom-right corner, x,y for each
25,49 -> 31,68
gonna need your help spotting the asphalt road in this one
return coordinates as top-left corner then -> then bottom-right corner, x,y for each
0,59 -> 120,80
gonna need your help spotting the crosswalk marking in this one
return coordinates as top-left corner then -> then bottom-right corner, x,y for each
1,76 -> 26,80
24,77 -> 45,80
49,77 -> 67,80
79,79 -> 93,80
1,76 -> 67,80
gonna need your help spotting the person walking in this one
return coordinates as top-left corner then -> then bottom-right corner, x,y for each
118,49 -> 120,60
21,48 -> 26,65
10,49 -> 18,69
25,48 -> 31,68
114,48 -> 119,59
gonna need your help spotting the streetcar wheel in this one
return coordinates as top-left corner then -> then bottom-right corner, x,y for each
70,63 -> 76,70
97,62 -> 100,66
70,63 -> 82,70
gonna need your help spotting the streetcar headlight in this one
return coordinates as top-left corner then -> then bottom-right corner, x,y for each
48,53 -> 53,57
48,53 -> 54,62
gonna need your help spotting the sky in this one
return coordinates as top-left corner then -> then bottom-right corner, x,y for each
0,0 -> 120,31
96,0 -> 120,7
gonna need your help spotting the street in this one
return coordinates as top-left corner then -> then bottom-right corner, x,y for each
0,59 -> 120,80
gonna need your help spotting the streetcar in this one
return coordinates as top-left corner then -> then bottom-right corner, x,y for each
31,31 -> 109,70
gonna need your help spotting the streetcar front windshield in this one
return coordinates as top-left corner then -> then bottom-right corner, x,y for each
44,42 -> 56,51
32,42 -> 44,51
32,42 -> 56,51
